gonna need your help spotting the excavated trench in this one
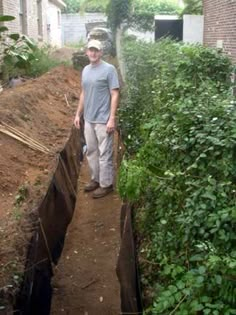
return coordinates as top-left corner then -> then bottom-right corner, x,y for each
13,126 -> 142,315
14,127 -> 81,315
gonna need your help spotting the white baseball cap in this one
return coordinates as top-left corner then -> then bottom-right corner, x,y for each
87,39 -> 103,51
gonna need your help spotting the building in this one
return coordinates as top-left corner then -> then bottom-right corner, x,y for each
154,15 -> 203,44
0,0 -> 66,47
203,0 -> 236,63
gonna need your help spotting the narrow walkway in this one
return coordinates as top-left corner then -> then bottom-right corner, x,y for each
51,151 -> 121,314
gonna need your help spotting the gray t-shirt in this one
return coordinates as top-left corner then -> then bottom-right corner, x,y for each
82,61 -> 120,123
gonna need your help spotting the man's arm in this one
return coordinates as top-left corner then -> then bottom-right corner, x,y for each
106,89 -> 119,133
74,88 -> 84,129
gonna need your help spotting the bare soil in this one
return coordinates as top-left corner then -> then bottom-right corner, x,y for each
51,157 -> 121,315
0,65 -> 81,312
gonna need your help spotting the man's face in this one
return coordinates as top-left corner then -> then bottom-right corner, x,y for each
86,47 -> 103,64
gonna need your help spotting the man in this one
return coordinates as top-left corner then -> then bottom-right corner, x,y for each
74,39 -> 120,199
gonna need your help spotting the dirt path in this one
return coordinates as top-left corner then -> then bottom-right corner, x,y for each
51,151 -> 121,314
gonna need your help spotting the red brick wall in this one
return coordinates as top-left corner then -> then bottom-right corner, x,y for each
203,0 -> 236,63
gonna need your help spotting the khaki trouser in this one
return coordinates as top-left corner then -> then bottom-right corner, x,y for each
84,121 -> 114,188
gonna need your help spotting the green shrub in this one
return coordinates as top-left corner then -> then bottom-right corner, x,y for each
130,0 -> 180,31
118,38 -> 236,314
23,45 -> 63,77
2,44 -> 63,80
0,15 -> 37,81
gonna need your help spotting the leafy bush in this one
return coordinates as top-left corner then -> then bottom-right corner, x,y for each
0,15 -> 37,80
180,0 -> 203,17
62,0 -> 107,13
23,45 -> 63,77
0,15 -> 62,80
118,38 -> 236,314
130,0 -> 180,31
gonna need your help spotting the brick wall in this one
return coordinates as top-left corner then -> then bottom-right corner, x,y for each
203,0 -> 236,63
0,0 -> 48,42
26,0 -> 48,42
1,0 -> 20,33
0,1 -> 3,14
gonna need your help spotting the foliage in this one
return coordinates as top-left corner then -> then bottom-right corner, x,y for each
23,45 -> 63,77
62,0 -> 107,13
130,0 -> 180,31
62,0 -> 180,32
107,0 -> 132,31
0,15 -> 37,80
180,0 -> 203,17
107,0 -> 180,32
0,15 -> 63,80
118,37 -> 236,314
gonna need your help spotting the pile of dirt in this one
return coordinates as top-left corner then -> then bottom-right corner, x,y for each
0,65 -> 81,312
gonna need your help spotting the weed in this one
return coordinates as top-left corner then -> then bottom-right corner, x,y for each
65,38 -> 86,49
14,184 -> 28,207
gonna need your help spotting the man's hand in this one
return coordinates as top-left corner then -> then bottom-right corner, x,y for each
74,115 -> 80,129
106,117 -> 115,133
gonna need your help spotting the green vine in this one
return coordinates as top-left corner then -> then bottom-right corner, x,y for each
118,37 -> 236,314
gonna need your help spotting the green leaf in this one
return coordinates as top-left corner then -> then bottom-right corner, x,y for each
0,15 -> 15,21
0,26 -> 8,32
189,254 -> 204,262
9,33 -> 20,41
160,219 -> 167,225
196,276 -> 205,284
198,266 -> 206,274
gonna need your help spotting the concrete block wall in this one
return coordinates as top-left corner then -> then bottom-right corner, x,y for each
203,0 -> 236,63
62,13 -> 107,45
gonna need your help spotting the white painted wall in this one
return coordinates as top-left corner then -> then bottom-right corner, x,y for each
183,15 -> 204,44
47,1 -> 63,47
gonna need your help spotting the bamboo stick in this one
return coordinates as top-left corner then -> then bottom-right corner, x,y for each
1,122 -> 49,152
0,126 -> 49,154
0,125 -> 48,153
64,94 -> 71,108
1,122 -> 49,151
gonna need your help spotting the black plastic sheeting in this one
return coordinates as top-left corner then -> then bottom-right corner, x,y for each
14,124 -> 143,315
15,127 -> 81,315
116,203 -> 143,315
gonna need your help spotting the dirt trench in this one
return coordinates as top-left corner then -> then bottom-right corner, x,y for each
51,156 -> 121,315
0,58 -> 122,313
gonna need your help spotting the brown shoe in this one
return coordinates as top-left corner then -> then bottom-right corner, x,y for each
84,180 -> 99,192
92,185 -> 113,199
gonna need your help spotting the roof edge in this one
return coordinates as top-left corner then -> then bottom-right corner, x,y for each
49,0 -> 66,9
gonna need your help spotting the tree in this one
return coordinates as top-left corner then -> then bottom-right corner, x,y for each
62,0 -> 107,13
180,0 -> 203,16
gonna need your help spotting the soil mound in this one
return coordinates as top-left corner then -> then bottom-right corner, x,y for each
0,65 -> 81,312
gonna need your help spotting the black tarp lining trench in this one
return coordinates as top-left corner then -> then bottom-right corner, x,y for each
15,127 -> 81,315
14,127 -> 143,315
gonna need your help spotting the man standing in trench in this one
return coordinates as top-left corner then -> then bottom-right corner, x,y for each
74,39 -> 120,198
